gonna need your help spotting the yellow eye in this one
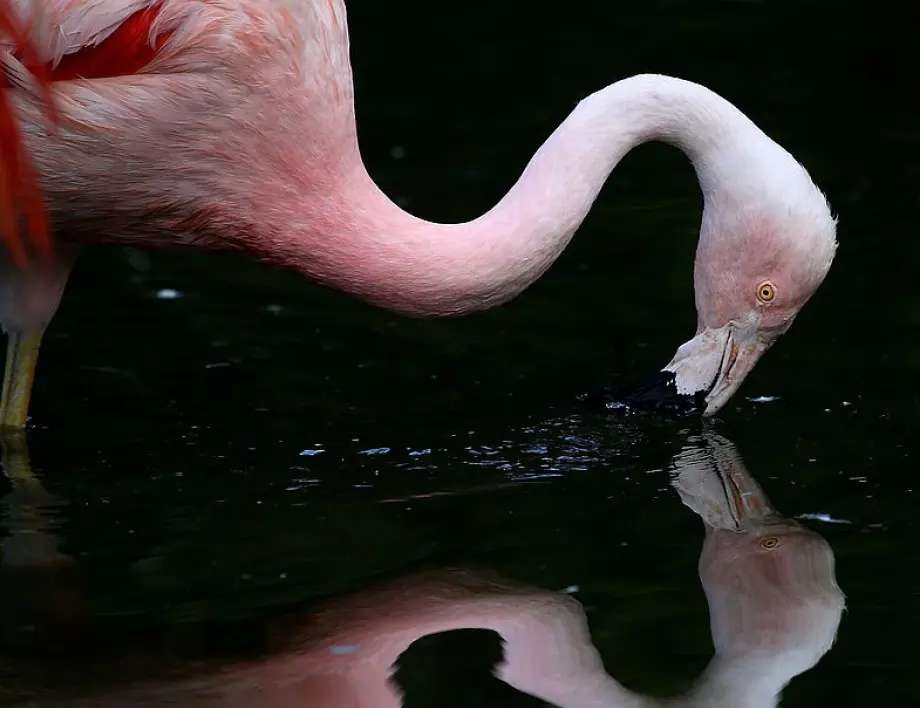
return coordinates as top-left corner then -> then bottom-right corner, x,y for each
761,536 -> 779,550
757,282 -> 776,303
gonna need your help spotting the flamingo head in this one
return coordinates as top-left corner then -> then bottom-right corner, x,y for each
662,171 -> 838,416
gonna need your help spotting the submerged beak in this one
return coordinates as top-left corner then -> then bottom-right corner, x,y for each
663,320 -> 773,416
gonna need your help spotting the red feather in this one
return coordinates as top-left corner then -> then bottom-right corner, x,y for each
0,3 -> 170,268
40,6 -> 171,81
0,4 -> 56,268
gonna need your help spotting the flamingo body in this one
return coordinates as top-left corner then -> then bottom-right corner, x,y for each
0,0 -> 837,428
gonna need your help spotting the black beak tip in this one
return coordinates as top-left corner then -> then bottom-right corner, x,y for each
580,370 -> 707,417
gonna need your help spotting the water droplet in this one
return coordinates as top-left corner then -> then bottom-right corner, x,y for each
796,512 -> 852,524
746,395 -> 779,403
331,645 -> 362,655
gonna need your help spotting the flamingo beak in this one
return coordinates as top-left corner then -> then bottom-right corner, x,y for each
581,317 -> 786,417
663,320 -> 773,416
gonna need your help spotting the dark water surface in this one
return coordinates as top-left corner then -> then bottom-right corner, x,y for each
2,0 -> 918,705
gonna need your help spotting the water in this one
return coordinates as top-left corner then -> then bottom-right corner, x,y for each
2,0 -> 919,704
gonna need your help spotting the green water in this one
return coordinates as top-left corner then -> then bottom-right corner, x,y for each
2,0 -> 918,704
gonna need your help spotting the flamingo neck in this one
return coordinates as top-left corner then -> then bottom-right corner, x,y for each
275,74 -> 780,317
682,654 -> 794,708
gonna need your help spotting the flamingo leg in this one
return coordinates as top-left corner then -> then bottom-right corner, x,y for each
0,329 -> 43,429
1,427 -> 28,478
0,244 -> 79,430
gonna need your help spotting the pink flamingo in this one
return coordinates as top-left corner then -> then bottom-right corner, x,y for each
0,0 -> 837,429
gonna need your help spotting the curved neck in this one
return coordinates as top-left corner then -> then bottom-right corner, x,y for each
680,654 -> 792,708
276,74 -> 779,317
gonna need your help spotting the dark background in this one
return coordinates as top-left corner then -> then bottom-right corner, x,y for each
2,0 -> 918,705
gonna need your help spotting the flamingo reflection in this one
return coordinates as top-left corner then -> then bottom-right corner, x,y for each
0,433 -> 84,654
3,432 -> 843,707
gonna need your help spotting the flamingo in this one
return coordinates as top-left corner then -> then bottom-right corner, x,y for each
0,0 -> 837,430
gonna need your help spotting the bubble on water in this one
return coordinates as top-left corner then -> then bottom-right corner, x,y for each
359,447 -> 390,456
796,512 -> 852,524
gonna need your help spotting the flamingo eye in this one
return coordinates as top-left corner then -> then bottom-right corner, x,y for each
761,536 -> 780,550
757,281 -> 776,303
